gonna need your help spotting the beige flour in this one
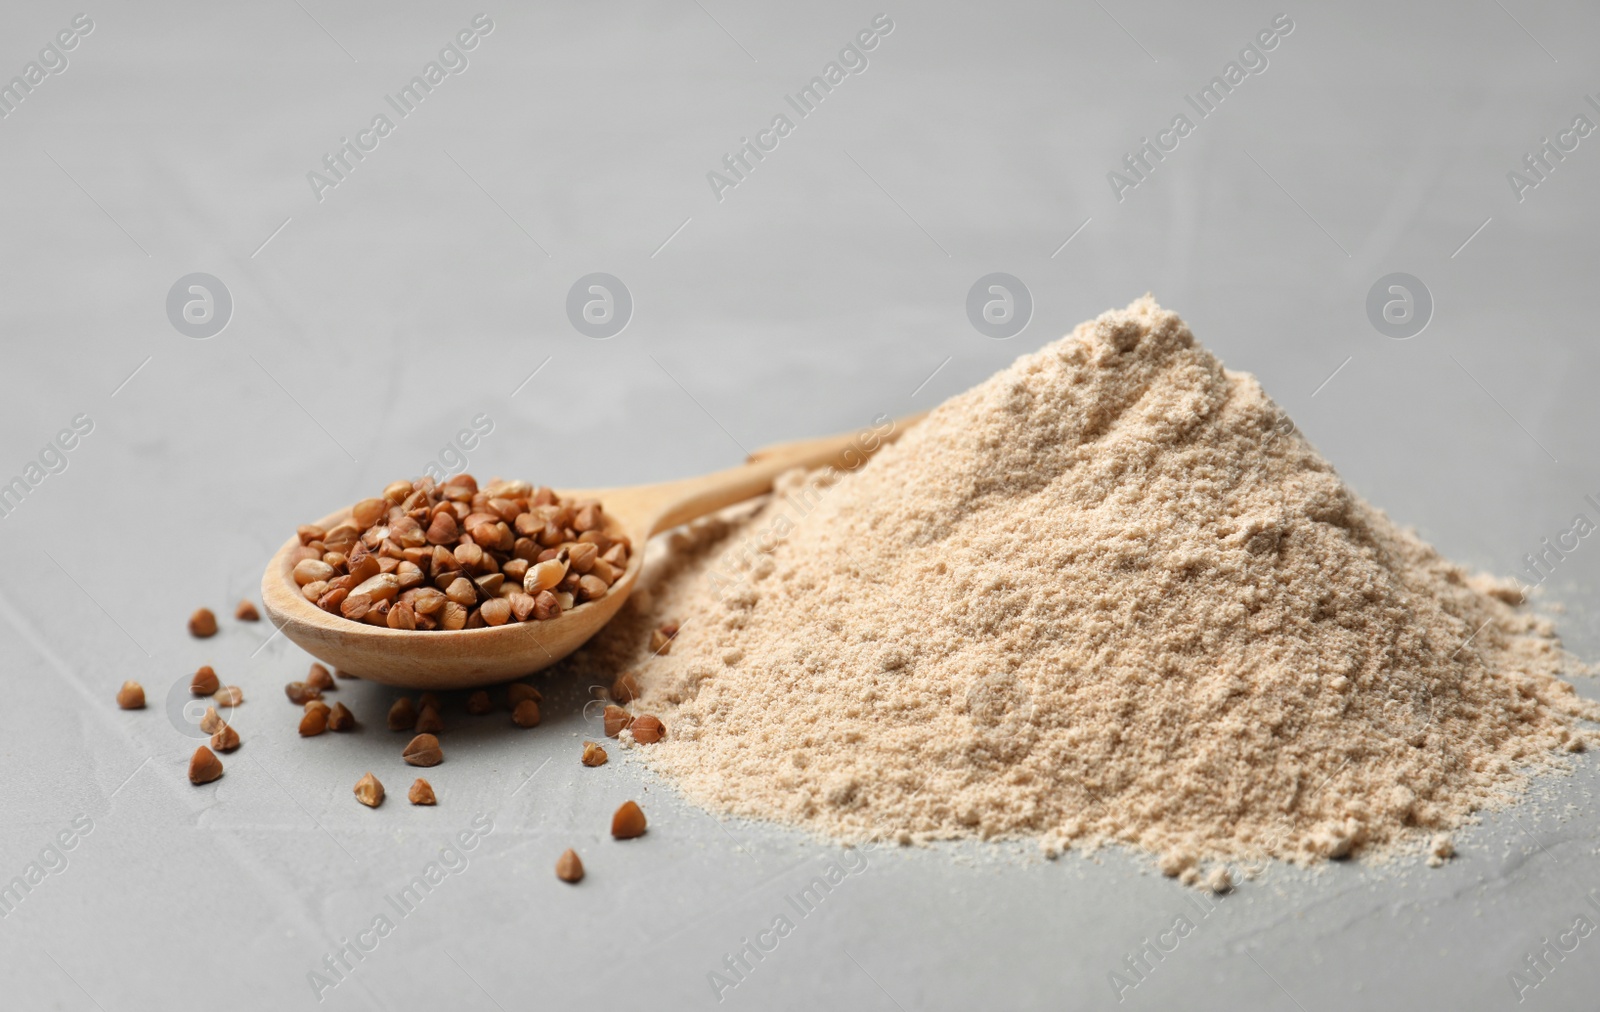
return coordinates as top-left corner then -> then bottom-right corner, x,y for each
576,297 -> 1599,876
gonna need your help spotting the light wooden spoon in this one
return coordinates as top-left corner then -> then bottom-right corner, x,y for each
259,415 -> 919,690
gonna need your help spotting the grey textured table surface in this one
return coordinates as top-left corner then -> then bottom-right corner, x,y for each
3,1 -> 1600,1009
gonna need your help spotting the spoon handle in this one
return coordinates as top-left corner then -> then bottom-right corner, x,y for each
595,411 -> 923,539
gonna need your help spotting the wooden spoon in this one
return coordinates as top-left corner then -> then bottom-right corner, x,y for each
259,414 -> 919,690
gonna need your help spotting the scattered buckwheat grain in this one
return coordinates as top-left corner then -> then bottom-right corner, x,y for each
602,705 -> 632,738
116,680 -> 145,710
190,666 -> 219,696
299,707 -> 328,736
629,715 -> 665,744
200,706 -> 225,734
387,697 -> 417,731
403,734 -> 443,767
189,746 -> 223,785
328,702 -> 356,731
556,849 -> 584,883
415,704 -> 444,734
306,664 -> 335,692
210,724 -> 241,753
508,683 -> 541,707
611,801 -> 647,839
285,682 -> 321,705
354,773 -> 384,807
188,608 -> 218,638
610,672 -> 641,704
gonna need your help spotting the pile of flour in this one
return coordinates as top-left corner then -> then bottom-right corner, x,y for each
578,297 -> 1597,878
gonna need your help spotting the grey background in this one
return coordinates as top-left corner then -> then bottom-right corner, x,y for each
2,1 -> 1599,1008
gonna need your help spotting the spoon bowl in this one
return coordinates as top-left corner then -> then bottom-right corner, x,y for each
260,414 -> 918,690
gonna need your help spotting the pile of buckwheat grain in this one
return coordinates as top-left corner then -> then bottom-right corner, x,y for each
579,296 -> 1599,881
290,475 -> 629,630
